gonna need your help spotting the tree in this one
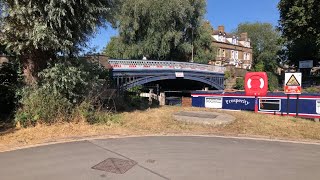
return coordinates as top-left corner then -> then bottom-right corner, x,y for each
0,60 -> 23,117
278,0 -> 320,66
104,0 -> 214,63
235,22 -> 282,91
193,21 -> 216,64
235,22 -> 282,72
104,36 -> 127,59
0,0 -> 118,84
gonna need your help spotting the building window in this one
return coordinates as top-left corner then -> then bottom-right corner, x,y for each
232,38 -> 238,45
244,52 -> 251,60
219,49 -> 223,57
231,50 -> 235,59
235,51 -> 239,59
222,50 -> 226,57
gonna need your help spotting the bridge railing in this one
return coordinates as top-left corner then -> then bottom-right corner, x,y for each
109,59 -> 226,73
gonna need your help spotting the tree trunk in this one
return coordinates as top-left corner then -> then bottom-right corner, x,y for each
21,51 -> 52,85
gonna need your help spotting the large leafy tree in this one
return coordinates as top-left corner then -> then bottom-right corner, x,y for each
0,0 -> 118,84
235,22 -> 282,72
104,0 -> 214,63
278,0 -> 320,66
192,21 -> 216,64
235,22 -> 282,90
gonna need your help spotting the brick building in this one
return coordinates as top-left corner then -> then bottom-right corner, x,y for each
210,25 -> 253,69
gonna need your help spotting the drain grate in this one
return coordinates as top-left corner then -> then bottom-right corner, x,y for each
92,158 -> 137,174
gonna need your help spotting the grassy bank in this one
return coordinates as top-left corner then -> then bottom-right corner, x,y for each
1,106 -> 320,151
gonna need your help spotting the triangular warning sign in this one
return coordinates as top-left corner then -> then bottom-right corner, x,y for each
286,75 -> 300,86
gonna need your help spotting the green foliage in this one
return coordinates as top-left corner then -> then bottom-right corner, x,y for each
234,77 -> 244,90
254,61 -> 265,72
235,22 -> 282,72
0,60 -> 23,116
89,112 -> 122,125
224,71 -> 231,80
104,37 -> 126,59
15,87 -> 72,127
122,86 -> 155,110
0,0 -> 119,83
39,58 -> 110,104
104,0 -> 212,62
193,22 -> 216,64
303,87 -> 320,93
0,0 -> 118,55
14,57 -> 114,127
278,0 -> 320,65
127,86 -> 143,94
74,101 -> 122,125
267,72 -> 279,91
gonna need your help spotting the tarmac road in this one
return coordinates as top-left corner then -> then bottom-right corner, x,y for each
0,136 -> 320,180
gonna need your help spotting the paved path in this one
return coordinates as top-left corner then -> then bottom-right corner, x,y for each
0,136 -> 320,180
174,111 -> 235,125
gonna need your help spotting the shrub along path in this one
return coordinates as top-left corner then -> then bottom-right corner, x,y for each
1,106 -> 320,152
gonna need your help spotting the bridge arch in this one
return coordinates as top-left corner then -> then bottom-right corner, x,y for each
109,59 -> 226,91
122,75 -> 224,90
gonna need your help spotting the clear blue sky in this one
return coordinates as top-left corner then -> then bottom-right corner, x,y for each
88,0 -> 280,53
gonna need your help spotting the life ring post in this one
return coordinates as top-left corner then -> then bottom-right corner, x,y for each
254,96 -> 258,112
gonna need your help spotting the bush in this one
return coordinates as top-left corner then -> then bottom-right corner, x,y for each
234,77 -> 244,90
39,58 -> 111,104
267,72 -> 279,91
14,57 -> 118,127
0,60 -> 23,117
15,87 -> 72,127
73,100 -> 122,125
224,71 -> 231,80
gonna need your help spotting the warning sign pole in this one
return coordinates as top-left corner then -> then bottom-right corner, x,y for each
296,94 -> 299,117
286,94 -> 290,115
284,73 -> 302,117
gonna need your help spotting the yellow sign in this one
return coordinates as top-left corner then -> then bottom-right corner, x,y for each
286,75 -> 300,86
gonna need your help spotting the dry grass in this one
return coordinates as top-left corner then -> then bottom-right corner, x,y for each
121,107 -> 320,140
1,106 -> 320,152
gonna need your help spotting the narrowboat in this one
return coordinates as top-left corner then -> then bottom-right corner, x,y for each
192,91 -> 320,119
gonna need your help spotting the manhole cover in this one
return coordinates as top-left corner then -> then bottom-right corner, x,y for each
92,158 -> 137,174
146,159 -> 156,163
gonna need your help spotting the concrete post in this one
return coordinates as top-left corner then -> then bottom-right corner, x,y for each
159,92 -> 166,106
149,89 -> 154,105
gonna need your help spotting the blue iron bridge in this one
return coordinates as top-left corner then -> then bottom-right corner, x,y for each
109,59 -> 226,90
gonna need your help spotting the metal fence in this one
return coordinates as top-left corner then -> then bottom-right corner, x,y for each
109,59 -> 226,74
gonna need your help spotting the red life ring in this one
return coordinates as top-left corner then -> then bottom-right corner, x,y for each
247,77 -> 265,90
245,72 -> 268,96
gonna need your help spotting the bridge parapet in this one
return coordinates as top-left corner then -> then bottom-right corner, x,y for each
109,59 -> 225,74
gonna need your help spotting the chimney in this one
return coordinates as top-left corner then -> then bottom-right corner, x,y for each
240,32 -> 248,40
218,25 -> 225,33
